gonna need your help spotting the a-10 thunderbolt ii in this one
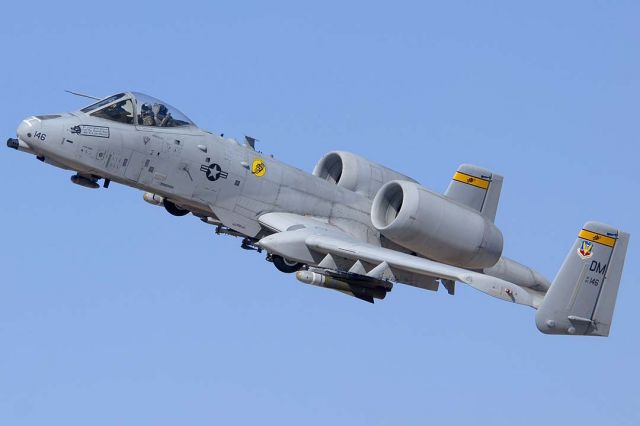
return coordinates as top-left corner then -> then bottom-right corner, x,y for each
7,91 -> 630,336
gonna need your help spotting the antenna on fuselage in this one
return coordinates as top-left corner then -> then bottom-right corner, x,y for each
64,90 -> 101,101
244,135 -> 258,150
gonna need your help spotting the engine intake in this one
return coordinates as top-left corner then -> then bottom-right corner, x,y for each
313,151 -> 416,199
371,180 -> 503,269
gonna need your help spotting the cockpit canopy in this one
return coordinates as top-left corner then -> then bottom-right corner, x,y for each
80,92 -> 195,128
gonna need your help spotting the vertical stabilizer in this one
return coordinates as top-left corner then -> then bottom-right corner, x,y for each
536,222 -> 630,336
445,164 -> 503,222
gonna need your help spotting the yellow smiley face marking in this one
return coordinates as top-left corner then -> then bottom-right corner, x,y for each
251,159 -> 267,177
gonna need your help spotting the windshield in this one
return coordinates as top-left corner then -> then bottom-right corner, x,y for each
132,92 -> 195,127
90,98 -> 135,124
80,93 -> 127,113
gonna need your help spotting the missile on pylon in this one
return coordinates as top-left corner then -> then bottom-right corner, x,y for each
295,270 -> 391,303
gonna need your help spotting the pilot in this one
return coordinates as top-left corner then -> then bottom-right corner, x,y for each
139,103 -> 155,126
152,103 -> 173,127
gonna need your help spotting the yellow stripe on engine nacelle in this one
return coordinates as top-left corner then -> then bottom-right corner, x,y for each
452,171 -> 490,190
578,229 -> 617,247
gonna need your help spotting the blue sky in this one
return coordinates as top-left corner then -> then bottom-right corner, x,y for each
1,1 -> 638,424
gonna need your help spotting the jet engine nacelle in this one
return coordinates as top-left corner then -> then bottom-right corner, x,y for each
313,151 -> 417,199
371,180 -> 503,269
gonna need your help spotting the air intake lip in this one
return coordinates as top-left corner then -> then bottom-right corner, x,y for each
371,181 -> 406,230
313,152 -> 343,184
313,151 -> 418,200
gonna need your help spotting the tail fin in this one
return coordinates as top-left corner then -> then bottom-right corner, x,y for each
536,222 -> 630,336
445,164 -> 503,222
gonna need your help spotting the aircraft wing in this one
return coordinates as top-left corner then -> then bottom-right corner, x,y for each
258,212 -> 545,308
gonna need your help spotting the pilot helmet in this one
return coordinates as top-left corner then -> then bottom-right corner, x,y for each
140,103 -> 153,116
152,103 -> 168,117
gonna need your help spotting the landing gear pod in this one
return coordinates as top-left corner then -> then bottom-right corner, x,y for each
272,255 -> 303,273
70,174 -> 100,189
163,199 -> 190,216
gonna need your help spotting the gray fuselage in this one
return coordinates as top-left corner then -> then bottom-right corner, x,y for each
18,111 -> 377,242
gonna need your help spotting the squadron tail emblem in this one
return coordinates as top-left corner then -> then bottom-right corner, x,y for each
577,240 -> 594,259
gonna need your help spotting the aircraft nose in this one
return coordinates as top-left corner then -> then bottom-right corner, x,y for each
17,117 -> 36,142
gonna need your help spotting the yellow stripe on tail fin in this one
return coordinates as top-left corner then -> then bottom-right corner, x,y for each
445,164 -> 503,222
